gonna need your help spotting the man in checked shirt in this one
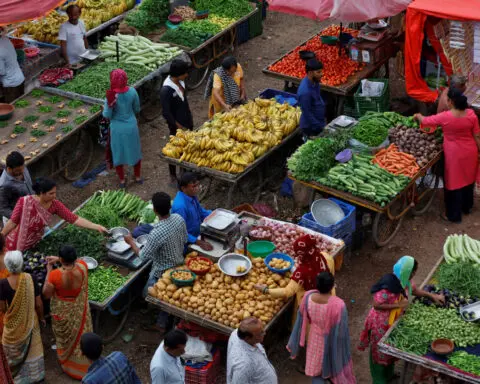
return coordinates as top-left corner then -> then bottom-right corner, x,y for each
125,191 -> 187,333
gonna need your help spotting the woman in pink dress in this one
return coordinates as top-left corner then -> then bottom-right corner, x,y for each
1,178 -> 106,251
287,272 -> 355,384
415,88 -> 480,223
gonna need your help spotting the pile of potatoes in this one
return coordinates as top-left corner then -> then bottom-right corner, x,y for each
148,258 -> 289,328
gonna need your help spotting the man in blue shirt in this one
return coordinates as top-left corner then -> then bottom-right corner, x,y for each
172,172 -> 213,250
297,59 -> 325,138
81,332 -> 141,384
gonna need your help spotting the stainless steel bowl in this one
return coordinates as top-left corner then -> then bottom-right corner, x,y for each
79,256 -> 98,270
136,235 -> 148,246
109,227 -> 130,241
218,253 -> 252,277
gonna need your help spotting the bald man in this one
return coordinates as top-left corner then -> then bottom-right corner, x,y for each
227,317 -> 277,384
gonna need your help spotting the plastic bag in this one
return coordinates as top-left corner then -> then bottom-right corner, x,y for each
329,0 -> 410,22
348,137 -> 389,154
182,336 -> 212,363
360,79 -> 385,97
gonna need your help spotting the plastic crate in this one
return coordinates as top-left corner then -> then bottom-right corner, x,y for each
248,7 -> 263,39
342,96 -> 360,118
298,198 -> 356,243
185,350 -> 220,384
354,78 -> 389,116
237,20 -> 250,45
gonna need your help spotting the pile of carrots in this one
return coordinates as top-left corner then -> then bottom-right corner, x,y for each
373,144 -> 420,178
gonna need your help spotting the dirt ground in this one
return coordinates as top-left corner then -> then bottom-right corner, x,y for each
36,11 -> 476,384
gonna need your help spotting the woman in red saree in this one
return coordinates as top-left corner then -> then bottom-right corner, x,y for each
0,235 -> 14,384
43,245 -> 93,379
1,177 -> 106,252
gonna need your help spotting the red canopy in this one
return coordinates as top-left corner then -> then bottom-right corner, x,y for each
405,0 -> 480,102
0,0 -> 66,26
267,0 -> 410,22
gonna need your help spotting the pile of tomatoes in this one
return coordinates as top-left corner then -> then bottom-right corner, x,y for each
268,25 -> 364,87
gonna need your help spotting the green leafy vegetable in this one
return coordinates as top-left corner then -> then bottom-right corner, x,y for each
88,266 -> 129,302
56,110 -> 71,118
89,105 -> 102,114
24,115 -> 39,123
437,262 -> 480,298
180,19 -> 221,35
42,118 -> 56,126
77,205 -> 124,229
31,129 -> 47,137
12,126 -> 27,134
74,116 -> 88,125
125,0 -> 169,33
67,100 -> 84,108
61,125 -> 73,133
31,90 -> 45,98
38,105 -> 52,113
47,96 -> 63,103
0,121 -> 9,128
448,351 -> 480,375
194,0 -> 253,19
15,99 -> 29,108
160,28 -> 208,48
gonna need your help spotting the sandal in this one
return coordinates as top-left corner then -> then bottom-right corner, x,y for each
135,178 -> 144,185
119,182 -> 126,189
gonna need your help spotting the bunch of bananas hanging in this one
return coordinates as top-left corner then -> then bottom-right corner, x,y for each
15,0 -> 133,44
162,98 -> 301,174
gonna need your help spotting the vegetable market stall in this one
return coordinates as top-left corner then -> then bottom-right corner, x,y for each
160,95 -> 301,207
378,237 -> 480,383
287,112 -> 444,247
146,213 -> 345,335
1,89 -> 101,180
262,25 -> 396,115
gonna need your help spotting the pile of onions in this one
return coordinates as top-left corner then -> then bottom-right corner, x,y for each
249,228 -> 272,238
261,220 -> 337,257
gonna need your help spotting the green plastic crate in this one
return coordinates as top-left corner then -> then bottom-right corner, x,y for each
343,96 -> 360,119
248,7 -> 263,39
354,78 -> 389,116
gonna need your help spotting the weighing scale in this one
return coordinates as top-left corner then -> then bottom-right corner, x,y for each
106,239 -> 146,270
199,209 -> 241,251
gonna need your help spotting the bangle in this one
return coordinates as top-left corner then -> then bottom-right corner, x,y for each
262,287 -> 268,294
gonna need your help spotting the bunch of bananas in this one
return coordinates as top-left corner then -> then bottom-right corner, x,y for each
15,0 -> 134,44
162,99 -> 300,174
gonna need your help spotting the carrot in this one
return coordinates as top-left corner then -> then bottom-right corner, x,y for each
373,144 -> 420,178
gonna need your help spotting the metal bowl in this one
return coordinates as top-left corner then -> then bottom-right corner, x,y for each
109,227 -> 130,241
136,234 -> 148,246
80,256 -> 98,270
218,253 -> 252,277
311,199 -> 345,227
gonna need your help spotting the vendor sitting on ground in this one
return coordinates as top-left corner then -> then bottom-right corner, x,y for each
0,26 -> 25,103
0,152 -> 33,222
437,74 -> 467,114
125,192 -> 187,333
172,173 -> 213,251
297,59 -> 326,139
59,5 -> 88,66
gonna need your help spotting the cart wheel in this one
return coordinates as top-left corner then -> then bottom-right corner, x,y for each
185,63 -> 211,90
58,130 -> 94,181
411,172 -> 440,216
198,176 -> 213,201
372,211 -> 405,247
29,154 -> 55,179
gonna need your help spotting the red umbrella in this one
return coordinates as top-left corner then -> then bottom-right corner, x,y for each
0,0 -> 66,26
267,0 -> 411,22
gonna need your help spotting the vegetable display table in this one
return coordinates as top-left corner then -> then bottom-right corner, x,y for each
378,255 -> 480,383
3,89 -> 100,181
288,151 -> 443,247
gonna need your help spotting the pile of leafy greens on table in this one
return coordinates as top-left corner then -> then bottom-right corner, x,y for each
287,129 -> 352,181
76,205 -> 124,229
125,0 -> 169,34
88,266 -> 129,303
194,0 -> 253,19
36,225 -> 105,261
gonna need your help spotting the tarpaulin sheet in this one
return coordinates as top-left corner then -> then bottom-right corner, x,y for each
405,0 -> 480,102
267,0 -> 410,22
0,0 -> 66,26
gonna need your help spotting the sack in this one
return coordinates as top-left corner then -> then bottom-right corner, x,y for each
360,79 -> 385,97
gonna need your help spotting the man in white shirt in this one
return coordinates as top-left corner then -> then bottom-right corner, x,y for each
58,4 -> 88,65
227,317 -> 278,384
150,329 -> 187,384
0,27 -> 25,103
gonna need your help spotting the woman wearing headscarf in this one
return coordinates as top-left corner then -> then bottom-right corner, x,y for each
0,251 -> 45,383
0,235 -> 14,383
160,60 -> 194,184
254,234 -> 336,322
288,272 -> 356,384
204,56 -> 246,119
43,245 -> 93,380
102,69 -> 142,188
358,256 -> 445,383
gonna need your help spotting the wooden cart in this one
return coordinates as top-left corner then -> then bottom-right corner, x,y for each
288,151 -> 443,247
160,127 -> 301,208
4,88 -> 101,181
262,31 -> 395,115
377,255 -> 480,383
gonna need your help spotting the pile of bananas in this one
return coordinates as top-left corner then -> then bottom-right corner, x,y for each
162,98 -> 300,174
15,0 -> 134,44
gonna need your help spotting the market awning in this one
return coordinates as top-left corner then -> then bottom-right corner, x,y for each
0,0 -> 66,26
405,0 -> 480,102
267,0 -> 411,22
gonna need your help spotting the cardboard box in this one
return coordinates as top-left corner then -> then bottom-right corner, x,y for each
349,33 -> 396,65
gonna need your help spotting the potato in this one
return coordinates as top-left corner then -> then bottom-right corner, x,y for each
211,281 -> 219,289
173,290 -> 181,300
167,284 -> 177,292
231,283 -> 240,292
161,277 -> 171,286
216,300 -> 223,310
156,281 -> 167,290
147,287 -> 156,297
205,274 -> 213,283
193,283 -> 201,292
243,311 -> 251,319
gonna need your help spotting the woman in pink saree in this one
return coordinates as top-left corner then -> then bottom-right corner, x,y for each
287,272 -> 356,384
1,178 -> 106,252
